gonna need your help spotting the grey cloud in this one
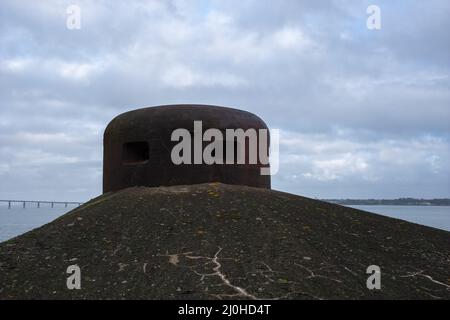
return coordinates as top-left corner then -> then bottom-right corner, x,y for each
0,0 -> 448,200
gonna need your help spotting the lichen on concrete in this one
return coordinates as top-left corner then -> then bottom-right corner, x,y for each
0,183 -> 449,299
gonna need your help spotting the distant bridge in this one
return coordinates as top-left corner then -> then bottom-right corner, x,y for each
0,200 -> 83,209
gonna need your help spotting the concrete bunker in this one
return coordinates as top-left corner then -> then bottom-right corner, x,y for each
103,104 -> 271,193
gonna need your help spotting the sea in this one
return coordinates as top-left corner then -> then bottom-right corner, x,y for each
0,203 -> 449,242
0,203 -> 76,242
347,205 -> 450,233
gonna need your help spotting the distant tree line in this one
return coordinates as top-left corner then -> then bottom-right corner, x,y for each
323,198 -> 450,206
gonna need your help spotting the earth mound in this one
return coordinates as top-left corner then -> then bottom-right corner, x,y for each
0,183 -> 449,299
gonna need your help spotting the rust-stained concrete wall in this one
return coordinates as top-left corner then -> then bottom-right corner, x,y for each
103,104 -> 271,193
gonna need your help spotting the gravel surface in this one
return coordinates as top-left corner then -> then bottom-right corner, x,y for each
0,183 -> 449,299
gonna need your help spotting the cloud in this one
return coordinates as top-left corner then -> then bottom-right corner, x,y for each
0,0 -> 448,200
275,130 -> 449,198
161,64 -> 247,88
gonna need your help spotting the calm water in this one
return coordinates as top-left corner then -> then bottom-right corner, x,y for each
0,204 -> 449,242
0,204 -> 75,242
348,205 -> 450,232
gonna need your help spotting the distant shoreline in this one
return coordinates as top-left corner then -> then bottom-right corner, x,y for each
323,198 -> 450,206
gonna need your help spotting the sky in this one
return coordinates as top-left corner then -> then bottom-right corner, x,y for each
0,0 -> 449,201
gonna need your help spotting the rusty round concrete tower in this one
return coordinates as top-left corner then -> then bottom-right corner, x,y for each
103,104 -> 271,193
